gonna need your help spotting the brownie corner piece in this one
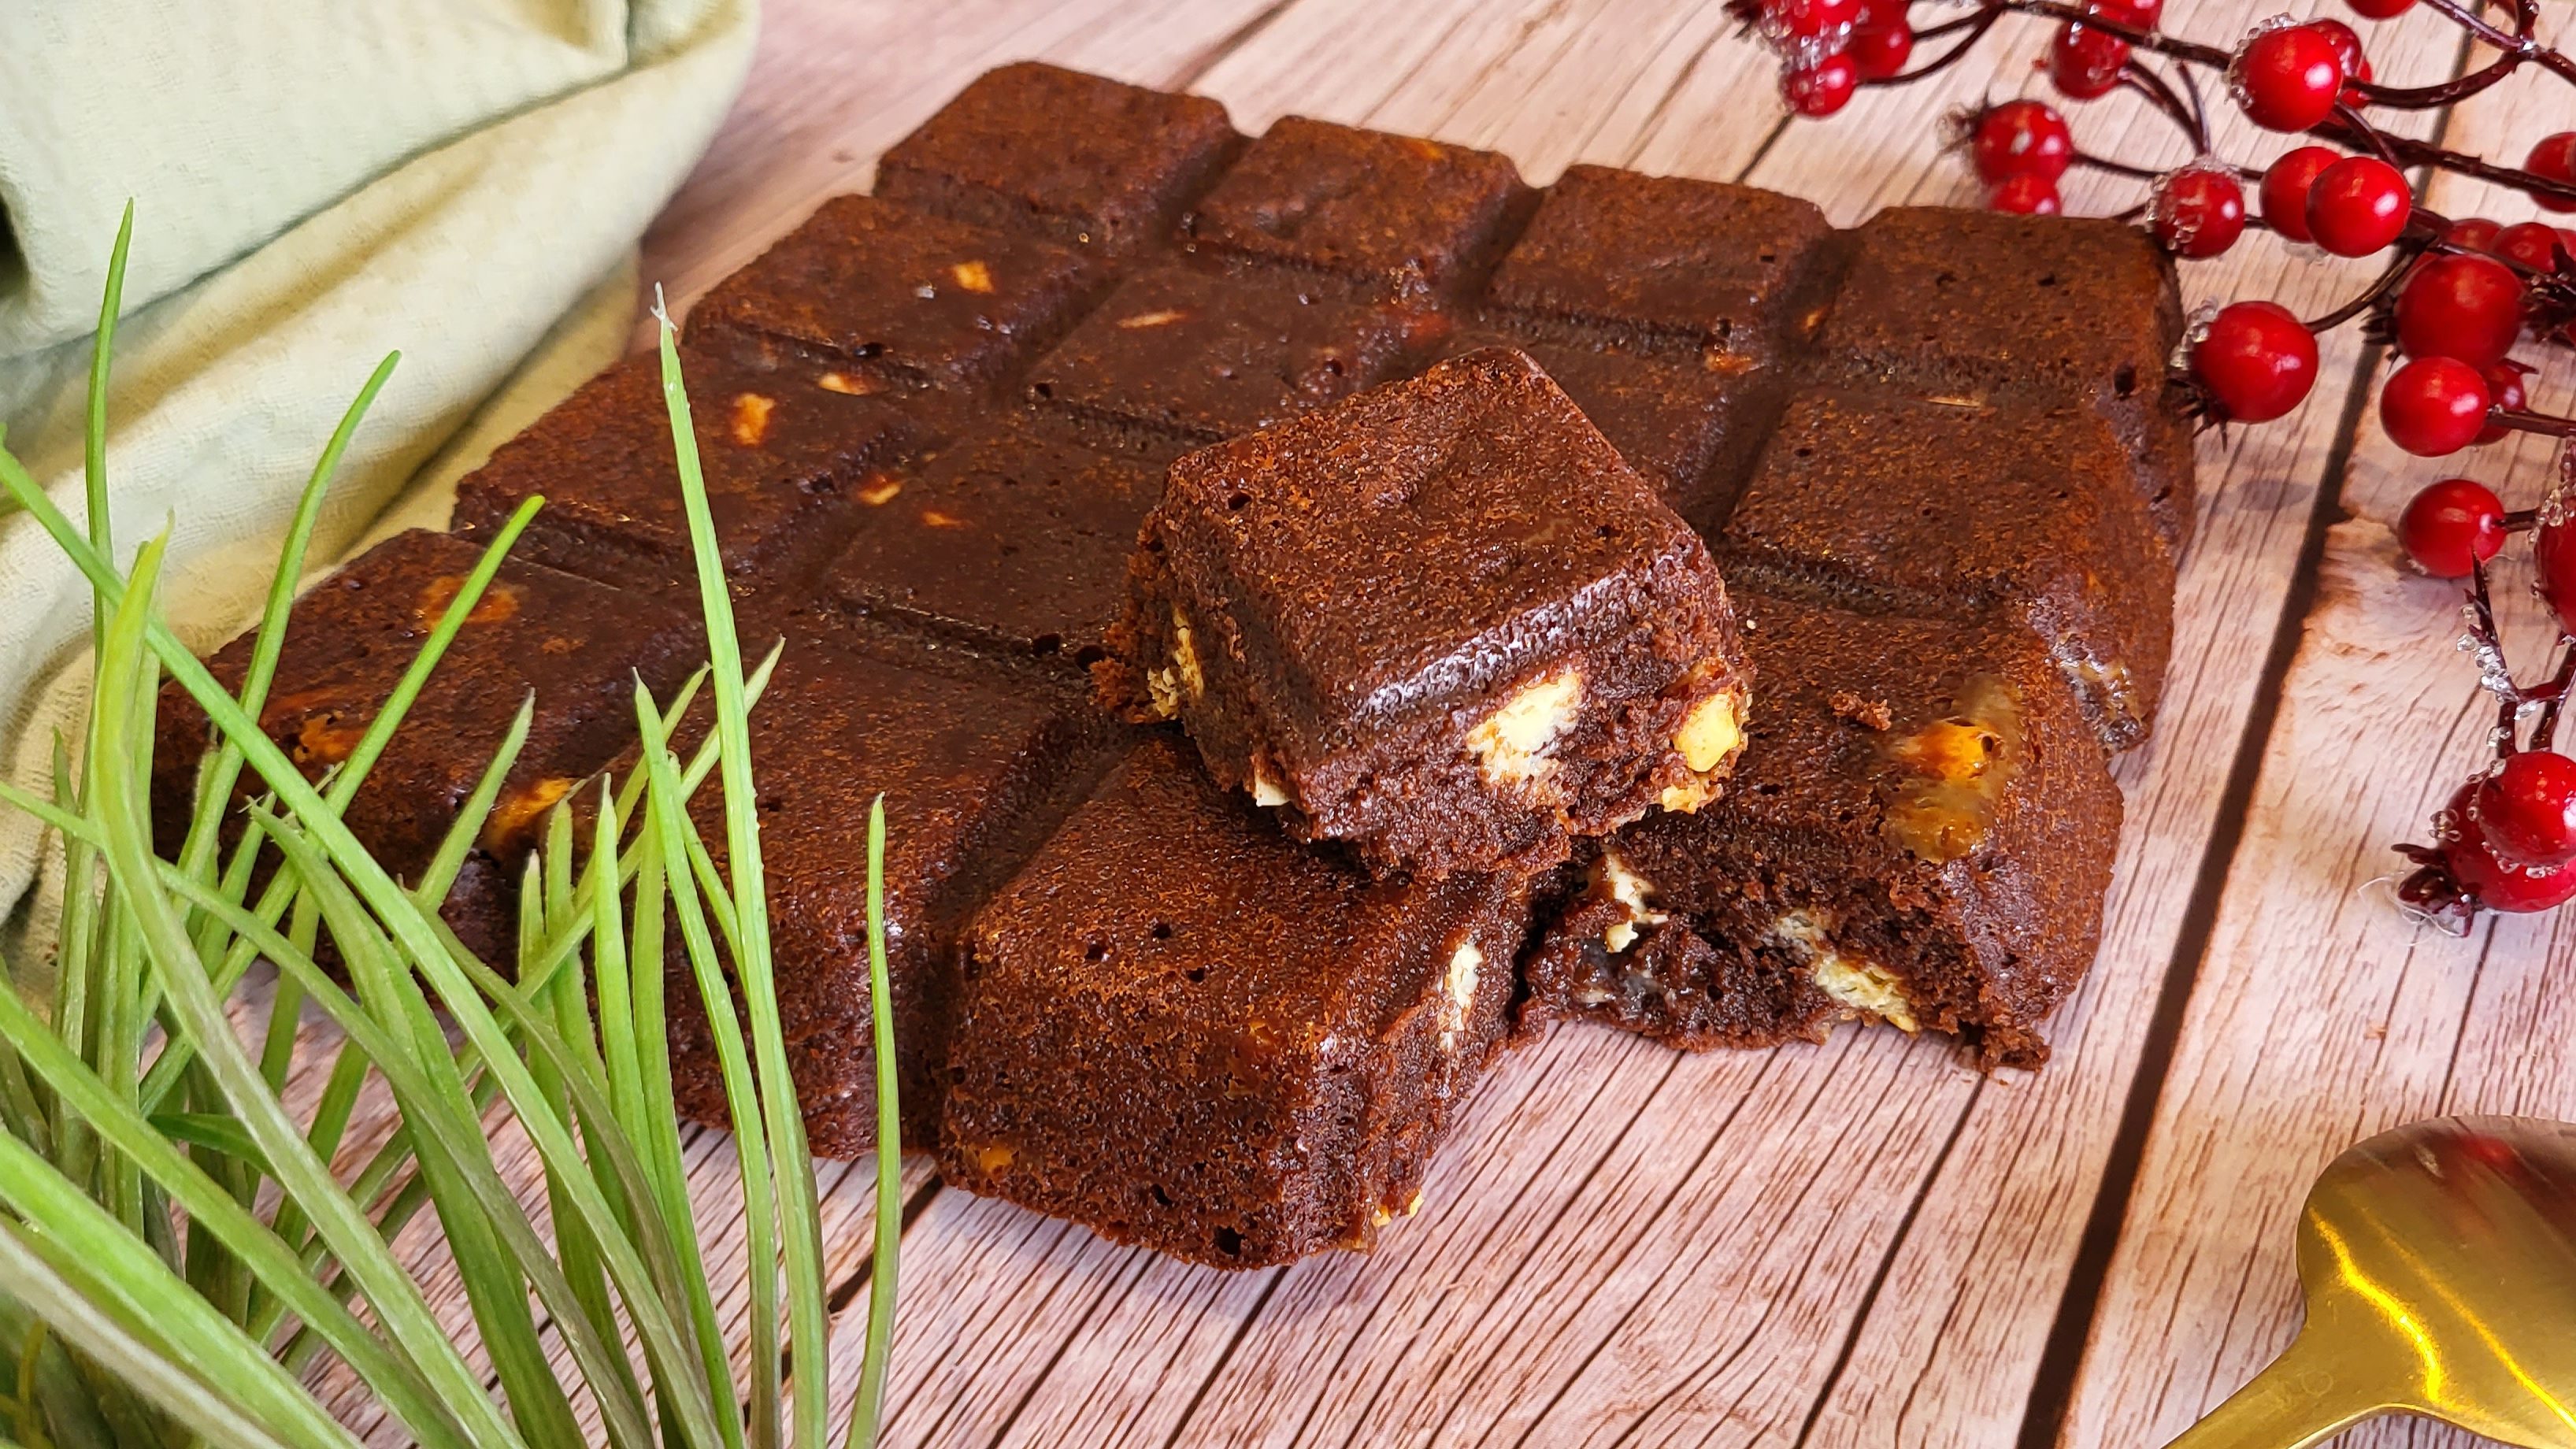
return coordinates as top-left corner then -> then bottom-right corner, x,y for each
686,194 -> 1103,394
660,632 -> 1103,1156
1184,116 -> 1527,297
938,736 -> 1531,1267
1525,591 -> 2121,1069
877,61 -> 1239,253
1488,164 -> 1833,363
1814,205 -> 2194,546
1100,345 -> 1750,879
450,344 -> 907,595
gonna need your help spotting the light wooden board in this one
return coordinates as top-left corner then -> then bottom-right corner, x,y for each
302,0 -> 2576,1443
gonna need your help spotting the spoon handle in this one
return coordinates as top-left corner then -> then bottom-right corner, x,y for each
2156,1332 -> 2389,1449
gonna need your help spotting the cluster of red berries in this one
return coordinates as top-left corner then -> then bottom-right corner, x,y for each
1759,0 -> 2576,926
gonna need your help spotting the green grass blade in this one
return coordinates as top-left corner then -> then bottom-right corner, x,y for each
843,794 -> 899,1449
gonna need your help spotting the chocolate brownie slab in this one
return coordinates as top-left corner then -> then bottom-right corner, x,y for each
874,61 -> 1239,254
1029,268 -> 1416,442
1717,387 -> 2175,751
1184,117 -> 1527,298
1813,206 -> 2195,548
940,737 -> 1532,1267
688,194 -> 1102,395
660,632 -> 1102,1154
819,418 -> 1174,667
1487,163 -> 1834,365
1524,591 -> 2120,1069
150,529 -> 699,960
450,343 -> 909,598
1099,348 -> 1751,880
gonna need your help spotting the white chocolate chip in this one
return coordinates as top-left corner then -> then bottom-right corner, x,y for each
1249,754 -> 1290,807
728,392 -> 776,447
1596,850 -> 1666,954
1439,939 -> 1483,1051
1673,691 -> 1743,773
1170,606 -> 1206,699
1772,909 -> 1918,1033
951,260 -> 995,293
1117,309 -> 1191,329
817,371 -> 876,395
1466,670 -> 1581,788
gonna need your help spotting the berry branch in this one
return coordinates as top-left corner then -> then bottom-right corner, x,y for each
1744,0 -> 2576,927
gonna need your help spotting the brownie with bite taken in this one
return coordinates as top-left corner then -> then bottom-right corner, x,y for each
939,736 -> 1532,1267
1523,589 -> 2121,1069
688,194 -> 1103,395
1097,346 -> 1751,880
450,343 -> 910,600
874,61 -> 1240,254
659,631 -> 1106,1154
1715,387 -> 2175,752
149,529 -> 701,965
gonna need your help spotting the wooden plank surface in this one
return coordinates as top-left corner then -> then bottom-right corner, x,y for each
276,0 -> 2570,1443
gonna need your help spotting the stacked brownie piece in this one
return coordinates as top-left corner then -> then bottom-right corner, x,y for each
151,61 -> 2188,1266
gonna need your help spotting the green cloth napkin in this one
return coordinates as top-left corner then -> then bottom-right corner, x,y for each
0,0 -> 757,962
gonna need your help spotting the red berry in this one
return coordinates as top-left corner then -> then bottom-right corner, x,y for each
2150,165 -> 2246,258
2394,254 -> 2524,365
2447,216 -> 2504,254
2527,132 -> 2576,214
2495,220 -> 2567,275
2396,477 -> 2506,577
1970,99 -> 2074,183
2475,752 -> 2576,871
1986,172 -> 2063,215
2050,24 -> 2129,100
2305,20 -> 2373,106
2478,363 -> 2529,444
2347,0 -> 2412,14
2426,784 -> 2576,915
2380,356 -> 2492,456
2538,504 -> 2576,635
2232,25 -> 2345,132
2191,301 -> 2318,422
1783,53 -> 1859,116
2305,155 -> 2410,256
2259,146 -> 2340,243
1849,1 -> 1914,79
1764,0 -> 1864,41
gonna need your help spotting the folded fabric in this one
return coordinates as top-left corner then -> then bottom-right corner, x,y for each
0,0 -> 757,963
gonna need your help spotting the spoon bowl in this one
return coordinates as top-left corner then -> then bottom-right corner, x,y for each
2163,1114 -> 2576,1449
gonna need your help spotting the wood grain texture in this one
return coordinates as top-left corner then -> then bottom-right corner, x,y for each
298,1 -> 2576,1443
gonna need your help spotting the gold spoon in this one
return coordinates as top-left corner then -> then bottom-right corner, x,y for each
2160,1114 -> 2576,1449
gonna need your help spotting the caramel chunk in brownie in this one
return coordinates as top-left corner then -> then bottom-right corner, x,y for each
450,344 -> 908,598
1029,268 -> 1415,441
875,61 -> 1239,253
1814,206 -> 2193,548
1184,117 -> 1526,297
688,194 -> 1102,393
940,737 -> 1531,1267
1488,164 -> 1833,365
1525,591 -> 2120,1069
1098,346 -> 1751,879
150,530 -> 699,962
821,420 -> 1172,666
661,634 -> 1102,1154
1718,387 -> 2174,751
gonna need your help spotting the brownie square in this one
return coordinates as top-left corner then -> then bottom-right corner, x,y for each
1488,164 -> 1833,364
940,737 -> 1532,1267
1815,206 -> 2194,548
875,61 -> 1239,254
661,633 -> 1101,1154
1029,268 -> 1416,442
450,344 -> 910,598
1097,347 -> 1751,879
1524,591 -> 2121,1069
1184,117 -> 1526,297
820,420 -> 1173,666
688,194 -> 1102,394
150,530 -> 700,951
1717,388 -> 2174,751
